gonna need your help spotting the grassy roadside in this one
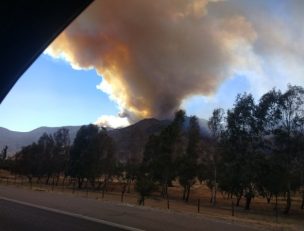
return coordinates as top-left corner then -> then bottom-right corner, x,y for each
0,172 -> 303,231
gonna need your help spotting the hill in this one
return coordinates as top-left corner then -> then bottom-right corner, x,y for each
0,117 -> 209,160
0,126 -> 80,156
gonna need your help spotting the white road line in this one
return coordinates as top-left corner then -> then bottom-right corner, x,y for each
0,196 -> 144,231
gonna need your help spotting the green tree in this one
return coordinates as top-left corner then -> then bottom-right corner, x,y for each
135,164 -> 157,206
205,108 -> 224,206
177,116 -> 200,202
143,110 -> 186,197
0,145 -> 8,160
69,125 -> 116,190
255,89 -> 283,205
124,158 -> 140,193
68,124 -> 99,188
37,133 -> 55,184
94,128 -> 116,194
0,145 -> 8,170
14,143 -> 40,183
53,128 -> 70,184
219,93 -> 257,209
275,85 -> 304,214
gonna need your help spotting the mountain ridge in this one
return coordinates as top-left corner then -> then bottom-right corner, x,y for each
0,117 -> 209,160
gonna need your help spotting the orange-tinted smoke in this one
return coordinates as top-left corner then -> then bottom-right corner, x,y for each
47,0 -> 258,122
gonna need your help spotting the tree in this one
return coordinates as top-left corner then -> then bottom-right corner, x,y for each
68,125 -> 116,190
94,128 -> 116,194
205,108 -> 225,206
255,89 -> 282,205
0,145 -> 8,160
14,143 -> 40,182
177,116 -> 200,202
143,110 -> 186,197
124,158 -> 140,193
37,133 -> 55,184
0,145 -> 8,170
68,124 -> 99,188
219,93 -> 257,209
275,85 -> 304,214
135,175 -> 157,206
53,128 -> 70,184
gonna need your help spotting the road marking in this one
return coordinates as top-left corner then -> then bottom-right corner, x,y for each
0,196 -> 144,231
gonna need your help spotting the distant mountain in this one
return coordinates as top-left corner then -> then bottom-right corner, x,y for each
108,118 -> 170,162
108,117 -> 209,162
0,126 -> 81,156
184,117 -> 210,137
0,117 -> 210,160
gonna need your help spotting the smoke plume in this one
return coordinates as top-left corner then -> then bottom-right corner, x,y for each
46,0 -> 304,124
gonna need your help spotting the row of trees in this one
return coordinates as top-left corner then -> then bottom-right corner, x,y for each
13,128 -> 70,184
216,85 -> 304,213
138,85 -> 304,212
2,84 -> 303,214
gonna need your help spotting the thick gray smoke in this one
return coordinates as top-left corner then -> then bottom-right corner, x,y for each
46,0 -> 304,125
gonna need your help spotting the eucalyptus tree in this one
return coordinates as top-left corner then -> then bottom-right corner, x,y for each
53,128 -> 70,183
68,124 -> 99,188
254,89 -> 284,206
177,116 -> 200,202
14,143 -> 41,182
143,110 -> 186,197
37,133 -> 55,184
203,108 -> 225,206
275,85 -> 304,214
219,93 -> 257,209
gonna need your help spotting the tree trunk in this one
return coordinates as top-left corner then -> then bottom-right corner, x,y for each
213,186 -> 217,206
78,177 -> 83,189
55,175 -> 60,186
161,175 -> 168,198
284,190 -> 291,214
213,166 -> 217,206
236,193 -> 242,207
182,187 -> 186,201
245,194 -> 252,210
266,194 -> 272,204
121,183 -> 127,202
126,179 -> 131,193
102,176 -> 108,198
274,194 -> 278,211
45,174 -> 51,185
97,178 -> 103,190
62,177 -> 66,191
90,178 -> 95,189
161,183 -> 168,198
121,191 -> 125,202
51,177 -> 55,191
138,196 -> 145,206
185,185 -> 191,202
301,191 -> 304,209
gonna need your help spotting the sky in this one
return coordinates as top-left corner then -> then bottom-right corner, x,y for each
0,0 -> 304,132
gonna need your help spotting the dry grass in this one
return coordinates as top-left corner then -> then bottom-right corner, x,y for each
1,174 -> 303,231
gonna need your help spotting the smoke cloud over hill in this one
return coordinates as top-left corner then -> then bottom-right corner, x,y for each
46,0 -> 304,124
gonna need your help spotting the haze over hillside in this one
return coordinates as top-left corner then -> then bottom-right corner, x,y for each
0,126 -> 81,156
0,117 -> 209,160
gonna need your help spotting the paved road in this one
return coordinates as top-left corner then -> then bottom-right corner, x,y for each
0,185 -> 261,231
0,199 -> 127,231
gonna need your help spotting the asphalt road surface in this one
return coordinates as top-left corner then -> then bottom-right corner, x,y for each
0,185 -> 261,231
0,199 -> 128,231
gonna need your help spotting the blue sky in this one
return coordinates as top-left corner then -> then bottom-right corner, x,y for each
0,55 -> 119,131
